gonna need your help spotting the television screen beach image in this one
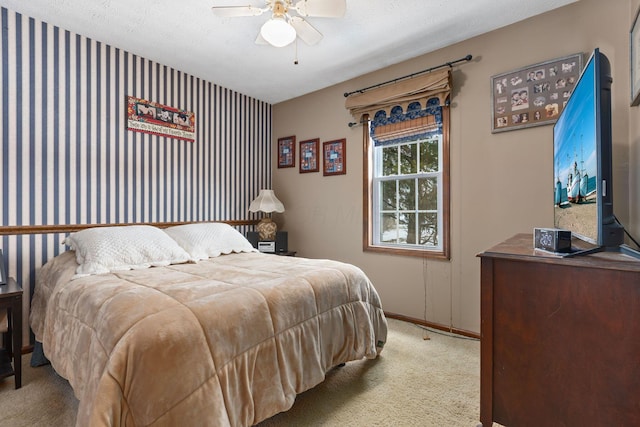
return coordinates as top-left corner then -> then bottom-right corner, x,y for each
553,55 -> 598,243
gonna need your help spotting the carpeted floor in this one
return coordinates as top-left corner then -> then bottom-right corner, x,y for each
0,319 -> 482,426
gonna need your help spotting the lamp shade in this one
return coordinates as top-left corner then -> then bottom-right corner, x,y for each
260,17 -> 296,47
249,189 -> 285,213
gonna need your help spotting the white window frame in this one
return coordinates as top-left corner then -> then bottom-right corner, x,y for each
372,134 -> 443,251
363,107 -> 450,260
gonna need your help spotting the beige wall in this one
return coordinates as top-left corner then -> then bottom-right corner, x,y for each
273,0 -> 636,334
632,0 -> 640,241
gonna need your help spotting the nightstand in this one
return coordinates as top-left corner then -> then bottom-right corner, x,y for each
275,251 -> 296,257
0,278 -> 22,389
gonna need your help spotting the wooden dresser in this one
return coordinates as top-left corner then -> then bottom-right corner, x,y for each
478,234 -> 640,427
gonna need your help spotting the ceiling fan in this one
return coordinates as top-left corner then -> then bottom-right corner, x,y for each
212,0 -> 346,48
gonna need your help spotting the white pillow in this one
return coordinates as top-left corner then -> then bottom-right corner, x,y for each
164,222 -> 257,261
64,225 -> 192,277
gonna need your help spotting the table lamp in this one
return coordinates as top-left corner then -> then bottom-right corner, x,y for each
248,189 -> 285,240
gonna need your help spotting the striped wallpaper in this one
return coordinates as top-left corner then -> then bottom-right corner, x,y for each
0,6 -> 272,341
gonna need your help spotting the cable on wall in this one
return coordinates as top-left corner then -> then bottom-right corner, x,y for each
422,256 -> 430,340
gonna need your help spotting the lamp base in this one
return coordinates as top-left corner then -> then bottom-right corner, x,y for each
256,218 -> 277,241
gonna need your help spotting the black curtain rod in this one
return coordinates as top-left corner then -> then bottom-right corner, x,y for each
343,54 -> 473,98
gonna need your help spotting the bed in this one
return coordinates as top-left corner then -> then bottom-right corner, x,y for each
29,223 -> 387,426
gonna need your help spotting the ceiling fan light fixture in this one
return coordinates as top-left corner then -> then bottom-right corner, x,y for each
260,16 -> 296,47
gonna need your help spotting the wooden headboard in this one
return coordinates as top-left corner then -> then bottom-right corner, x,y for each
0,219 -> 259,236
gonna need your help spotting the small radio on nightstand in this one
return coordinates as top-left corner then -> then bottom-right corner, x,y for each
257,241 -> 276,253
247,231 -> 288,253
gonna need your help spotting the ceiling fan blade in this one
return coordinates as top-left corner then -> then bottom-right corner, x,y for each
293,0 -> 346,17
211,5 -> 266,17
290,16 -> 323,46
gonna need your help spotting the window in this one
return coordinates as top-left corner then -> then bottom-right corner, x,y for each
344,68 -> 451,258
364,101 -> 450,259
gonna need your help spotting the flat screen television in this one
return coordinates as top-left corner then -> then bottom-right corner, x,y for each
553,48 -> 639,257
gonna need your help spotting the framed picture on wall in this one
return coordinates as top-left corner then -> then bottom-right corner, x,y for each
631,5 -> 640,106
277,136 -> 296,168
323,139 -> 346,176
299,138 -> 319,173
490,53 -> 583,133
126,96 -> 196,141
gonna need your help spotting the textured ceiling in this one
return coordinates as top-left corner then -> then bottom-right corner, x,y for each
1,0 -> 577,104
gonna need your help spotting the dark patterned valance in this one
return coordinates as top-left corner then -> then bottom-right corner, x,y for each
371,99 -> 443,147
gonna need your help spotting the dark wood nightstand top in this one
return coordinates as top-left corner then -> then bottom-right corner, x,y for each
275,251 -> 296,257
0,278 -> 22,297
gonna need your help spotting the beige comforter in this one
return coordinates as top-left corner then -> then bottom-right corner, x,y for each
30,251 -> 387,426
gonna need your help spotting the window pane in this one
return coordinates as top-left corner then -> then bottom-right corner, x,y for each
398,179 -> 415,211
399,213 -> 417,244
381,180 -> 397,210
419,212 -> 438,246
418,177 -> 438,211
400,143 -> 417,175
382,146 -> 398,176
380,213 -> 399,243
420,139 -> 439,172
